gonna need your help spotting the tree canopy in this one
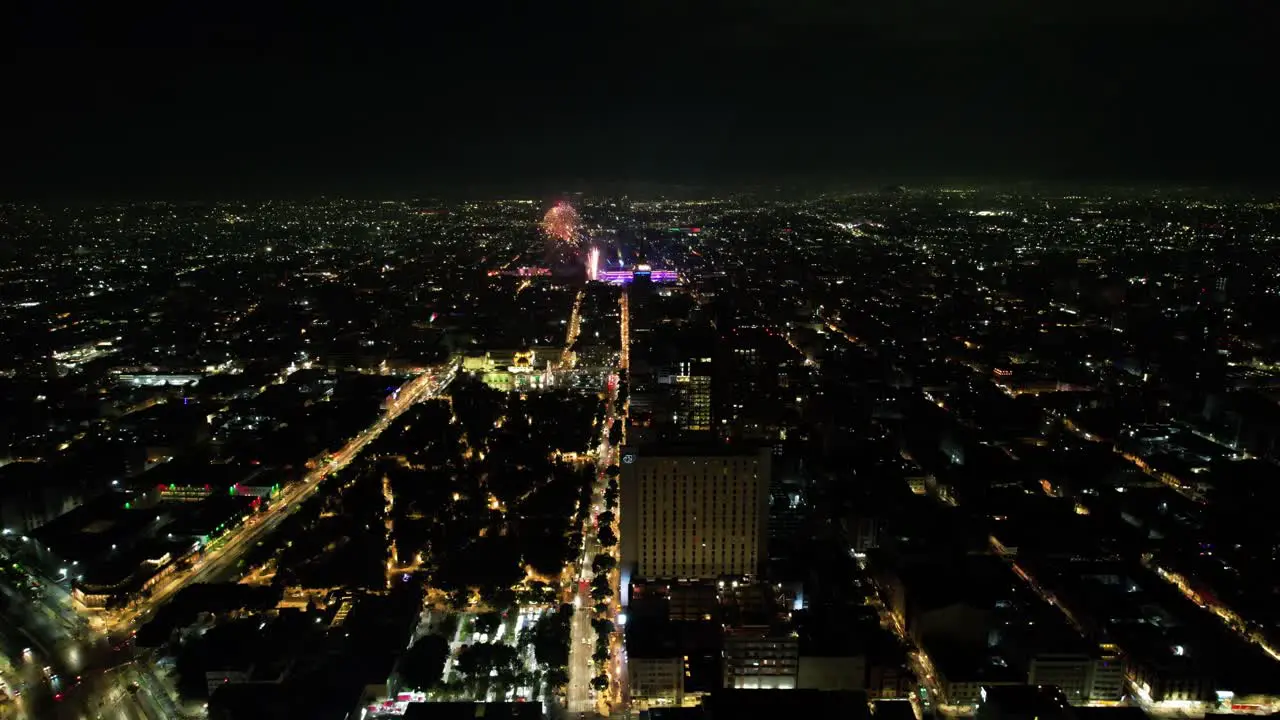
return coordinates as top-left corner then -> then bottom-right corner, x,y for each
395,634 -> 450,692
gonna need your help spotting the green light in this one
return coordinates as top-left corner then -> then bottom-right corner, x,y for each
124,502 -> 131,510
169,483 -> 175,490
229,485 -> 236,496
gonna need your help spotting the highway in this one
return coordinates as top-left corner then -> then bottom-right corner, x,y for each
564,287 -> 606,715
614,289 -> 630,715
567,285 -> 630,718
566,473 -> 608,715
561,290 -> 585,370
100,359 -> 460,633
565,375 -> 623,716
0,574 -> 170,720
566,577 -> 595,714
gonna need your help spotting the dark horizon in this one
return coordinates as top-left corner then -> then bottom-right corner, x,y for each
4,1 -> 1277,200
4,179 -> 1277,206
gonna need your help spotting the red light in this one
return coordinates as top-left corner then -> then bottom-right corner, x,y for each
54,693 -> 63,701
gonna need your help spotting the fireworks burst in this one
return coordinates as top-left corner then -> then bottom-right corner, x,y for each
541,202 -> 581,248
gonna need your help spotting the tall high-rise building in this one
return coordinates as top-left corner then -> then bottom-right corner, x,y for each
620,446 -> 770,587
674,358 -> 713,432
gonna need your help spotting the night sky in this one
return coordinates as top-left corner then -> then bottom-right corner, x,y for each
3,1 -> 1277,198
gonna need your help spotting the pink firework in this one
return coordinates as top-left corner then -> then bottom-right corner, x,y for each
541,202 -> 581,247
587,246 -> 601,281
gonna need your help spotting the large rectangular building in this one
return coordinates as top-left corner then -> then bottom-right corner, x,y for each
620,446 -> 770,583
723,626 -> 799,690
674,358 -> 713,432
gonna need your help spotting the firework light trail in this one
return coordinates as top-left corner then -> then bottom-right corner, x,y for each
587,246 -> 601,281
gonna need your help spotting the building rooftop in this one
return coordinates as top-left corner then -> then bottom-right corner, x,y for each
704,689 -> 870,720
34,492 -> 153,563
138,460 -> 269,492
625,617 -> 723,659
400,702 -> 542,720
927,644 -> 1025,685
976,684 -> 1073,720
623,444 -> 770,459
